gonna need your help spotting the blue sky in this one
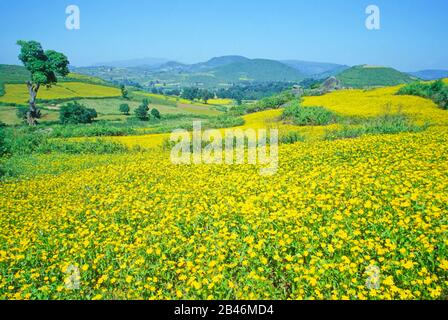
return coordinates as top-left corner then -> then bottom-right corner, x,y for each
0,0 -> 446,71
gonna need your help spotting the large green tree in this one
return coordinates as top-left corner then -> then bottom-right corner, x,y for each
17,40 -> 70,125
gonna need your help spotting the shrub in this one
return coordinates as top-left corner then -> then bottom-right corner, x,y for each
37,139 -> 127,155
206,115 -> 245,129
16,106 -> 29,123
282,100 -> 337,126
246,91 -> 294,113
279,131 -> 305,144
59,101 -> 98,124
49,123 -> 136,138
151,108 -> 161,119
397,80 -> 448,109
134,104 -> 149,121
325,113 -> 427,140
1,127 -> 48,155
119,103 -> 130,115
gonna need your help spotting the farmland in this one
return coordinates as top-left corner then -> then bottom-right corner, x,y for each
1,80 -> 448,300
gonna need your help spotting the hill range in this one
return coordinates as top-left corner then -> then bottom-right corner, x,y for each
71,56 -> 435,89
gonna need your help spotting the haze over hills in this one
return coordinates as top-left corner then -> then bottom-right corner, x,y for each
408,70 -> 448,81
93,57 -> 169,68
282,60 -> 350,78
73,56 -> 349,88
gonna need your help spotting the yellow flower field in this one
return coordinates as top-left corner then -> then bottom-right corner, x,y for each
1,84 -> 448,300
0,82 -> 121,104
302,86 -> 448,124
1,127 -> 447,300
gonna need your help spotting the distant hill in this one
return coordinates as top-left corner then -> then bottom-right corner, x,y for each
282,60 -> 349,78
92,57 -> 169,68
0,64 -> 30,84
189,55 -> 250,72
336,65 -> 416,88
409,70 -> 448,81
211,59 -> 305,82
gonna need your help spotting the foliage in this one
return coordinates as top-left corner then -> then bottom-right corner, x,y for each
17,40 -> 69,86
397,80 -> 448,109
279,131 -> 305,144
246,91 -> 294,113
134,104 -> 149,121
282,100 -> 337,126
325,114 -> 427,140
59,101 -> 98,124
150,108 -> 161,119
119,103 -> 130,115
120,84 -> 129,99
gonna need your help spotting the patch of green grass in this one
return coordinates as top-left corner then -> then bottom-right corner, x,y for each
279,131 -> 305,144
282,100 -> 337,126
325,113 -> 428,140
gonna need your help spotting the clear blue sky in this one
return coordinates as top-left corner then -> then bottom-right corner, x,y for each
0,0 -> 447,71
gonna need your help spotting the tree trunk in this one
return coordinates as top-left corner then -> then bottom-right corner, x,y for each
26,82 -> 40,126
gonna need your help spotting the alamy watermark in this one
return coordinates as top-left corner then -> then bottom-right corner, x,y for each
66,5 -> 80,30
170,121 -> 279,176
64,264 -> 80,290
365,5 -> 380,30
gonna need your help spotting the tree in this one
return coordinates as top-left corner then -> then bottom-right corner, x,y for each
59,101 -> 97,124
119,103 -> 130,115
181,87 -> 199,101
17,40 -> 69,125
16,106 -> 35,123
142,98 -> 150,107
150,108 -> 161,119
200,89 -> 214,104
134,104 -> 149,120
120,84 -> 129,99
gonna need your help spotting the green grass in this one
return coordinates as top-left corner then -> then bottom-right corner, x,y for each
325,113 -> 428,140
0,105 -> 60,125
76,98 -> 184,116
282,101 -> 337,126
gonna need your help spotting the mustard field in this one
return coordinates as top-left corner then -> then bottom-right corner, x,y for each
0,85 -> 447,300
0,82 -> 121,104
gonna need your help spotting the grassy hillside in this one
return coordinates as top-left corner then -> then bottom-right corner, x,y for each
337,65 -> 415,88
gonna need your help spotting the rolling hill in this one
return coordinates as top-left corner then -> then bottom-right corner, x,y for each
336,65 -> 416,88
281,60 -> 349,78
409,70 -> 448,81
211,59 -> 305,82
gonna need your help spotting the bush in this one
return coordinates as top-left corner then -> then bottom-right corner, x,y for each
151,108 -> 161,119
37,139 -> 128,155
325,113 -> 427,140
49,123 -> 136,138
1,127 -> 48,155
246,91 -> 294,113
59,101 -> 98,124
279,131 -> 305,144
0,122 -> 7,155
135,104 -> 149,121
397,80 -> 448,109
206,115 -> 245,129
282,101 -> 337,126
119,103 -> 130,115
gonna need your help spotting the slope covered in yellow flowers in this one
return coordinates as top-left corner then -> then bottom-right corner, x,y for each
1,84 -> 447,300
